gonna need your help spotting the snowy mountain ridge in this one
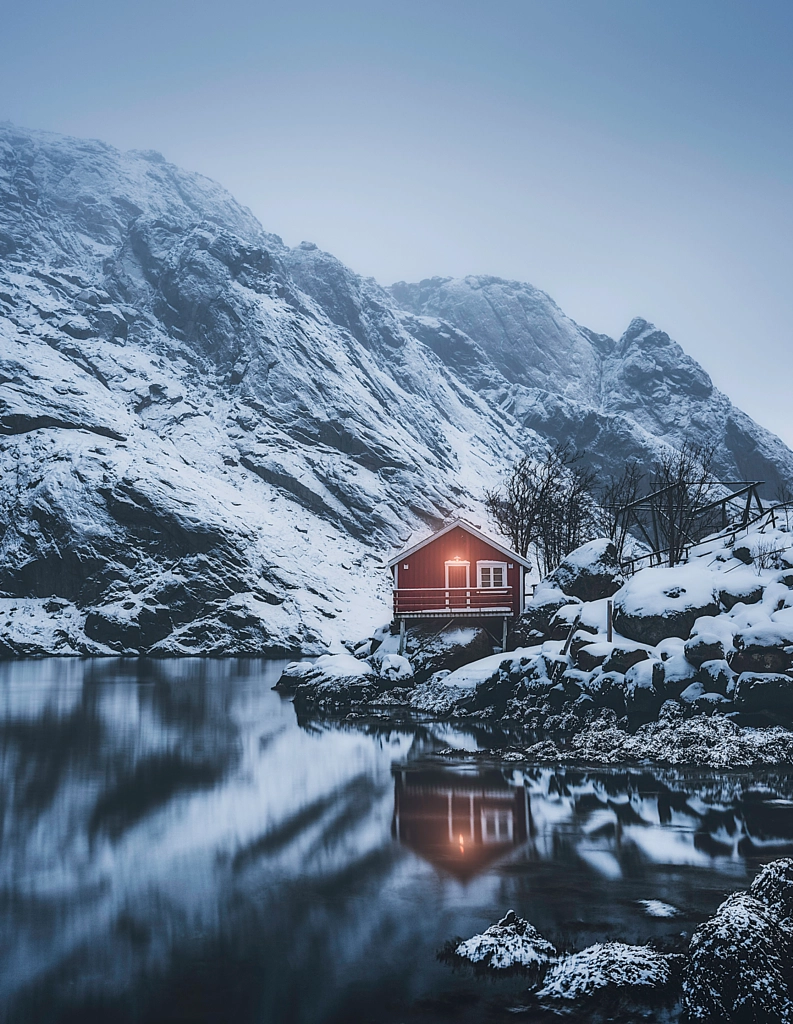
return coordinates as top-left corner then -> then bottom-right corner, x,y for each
0,122 -> 791,656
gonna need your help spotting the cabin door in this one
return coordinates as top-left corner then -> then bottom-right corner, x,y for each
446,563 -> 469,607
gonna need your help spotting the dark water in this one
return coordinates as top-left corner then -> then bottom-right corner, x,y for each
2,659 -> 793,1024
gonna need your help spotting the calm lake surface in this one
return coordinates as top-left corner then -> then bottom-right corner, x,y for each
2,659 -> 793,1023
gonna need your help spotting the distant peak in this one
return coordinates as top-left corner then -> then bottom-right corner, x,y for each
128,149 -> 167,164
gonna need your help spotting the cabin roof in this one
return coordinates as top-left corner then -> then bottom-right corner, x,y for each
387,518 -> 532,568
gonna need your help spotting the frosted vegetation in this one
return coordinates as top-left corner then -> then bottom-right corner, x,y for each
3,124 -> 793,657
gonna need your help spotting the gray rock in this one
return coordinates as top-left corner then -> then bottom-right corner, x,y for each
582,671 -> 626,715
624,660 -> 664,722
575,641 -> 613,671
509,586 -> 579,647
734,672 -> 793,715
692,691 -> 733,716
547,602 -> 587,641
613,566 -> 720,647
684,633 -> 726,667
661,652 -> 700,698
719,577 -> 764,610
680,681 -> 707,704
570,628 -> 604,661
697,658 -> 734,696
602,643 -> 649,675
404,624 -> 494,684
731,627 -> 793,674
545,538 -> 626,602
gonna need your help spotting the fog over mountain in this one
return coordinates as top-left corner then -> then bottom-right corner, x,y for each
1,123 -> 791,656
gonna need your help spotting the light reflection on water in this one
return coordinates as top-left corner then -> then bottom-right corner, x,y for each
1,658 -> 793,1023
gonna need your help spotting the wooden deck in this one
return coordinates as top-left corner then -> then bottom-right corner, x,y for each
393,586 -> 513,619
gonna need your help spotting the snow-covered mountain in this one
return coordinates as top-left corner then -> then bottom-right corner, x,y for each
1,123 -> 791,656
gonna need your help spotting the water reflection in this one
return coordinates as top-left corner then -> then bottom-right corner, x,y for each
392,763 -> 793,885
393,767 -> 529,880
1,659 -> 793,1024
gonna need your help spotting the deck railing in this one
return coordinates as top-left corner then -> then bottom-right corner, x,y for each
393,586 -> 513,615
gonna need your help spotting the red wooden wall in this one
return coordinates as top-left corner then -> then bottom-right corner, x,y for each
391,526 -> 523,615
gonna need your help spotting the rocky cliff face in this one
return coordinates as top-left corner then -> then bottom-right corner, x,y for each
391,277 -> 793,485
0,123 -> 791,656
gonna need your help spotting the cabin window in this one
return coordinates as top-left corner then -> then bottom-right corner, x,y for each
481,807 -> 514,843
477,560 -> 507,588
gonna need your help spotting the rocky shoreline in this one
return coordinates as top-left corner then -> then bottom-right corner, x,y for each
440,857 -> 793,1021
278,528 -> 793,769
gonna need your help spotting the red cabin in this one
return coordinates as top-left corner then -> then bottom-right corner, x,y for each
387,519 -> 531,636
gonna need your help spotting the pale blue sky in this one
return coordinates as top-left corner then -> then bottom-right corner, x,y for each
3,1 -> 793,444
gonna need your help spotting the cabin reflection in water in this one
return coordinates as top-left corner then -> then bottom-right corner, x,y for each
392,767 -> 528,880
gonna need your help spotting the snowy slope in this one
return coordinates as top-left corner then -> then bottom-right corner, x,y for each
0,123 -> 792,656
392,278 -> 793,485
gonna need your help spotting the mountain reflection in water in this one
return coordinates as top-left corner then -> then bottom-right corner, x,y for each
2,659 -> 793,1024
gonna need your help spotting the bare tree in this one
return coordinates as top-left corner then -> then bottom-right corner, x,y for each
485,444 -> 599,575
600,462 -> 644,561
631,440 -> 725,569
775,481 -> 793,530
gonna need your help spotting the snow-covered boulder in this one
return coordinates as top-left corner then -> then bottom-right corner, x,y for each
452,910 -> 556,975
718,569 -> 765,610
378,653 -> 414,682
750,857 -> 793,933
570,629 -> 605,662
290,654 -> 378,713
545,538 -> 626,602
697,658 -> 734,696
575,640 -> 613,671
734,672 -> 793,716
581,670 -> 627,715
660,652 -> 700,697
538,942 -> 679,1002
547,602 -> 588,640
406,624 -> 493,683
684,891 -> 793,1023
730,625 -> 793,674
370,623 -> 493,684
624,659 -> 664,722
601,642 -> 650,675
684,632 -> 726,667
274,659 -> 316,693
613,564 -> 720,647
509,584 -> 580,646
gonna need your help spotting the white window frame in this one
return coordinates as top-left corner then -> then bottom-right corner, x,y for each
481,807 -> 514,844
477,560 -> 508,589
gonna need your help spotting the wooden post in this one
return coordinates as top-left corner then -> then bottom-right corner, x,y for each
398,617 -> 406,656
502,617 -> 508,652
607,600 -> 613,643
